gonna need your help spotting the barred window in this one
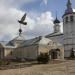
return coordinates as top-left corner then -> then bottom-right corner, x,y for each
65,17 -> 68,23
70,16 -> 73,22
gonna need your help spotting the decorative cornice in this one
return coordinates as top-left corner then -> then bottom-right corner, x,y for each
62,12 -> 75,18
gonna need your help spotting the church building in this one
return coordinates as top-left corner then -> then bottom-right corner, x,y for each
0,0 -> 75,60
46,0 -> 75,58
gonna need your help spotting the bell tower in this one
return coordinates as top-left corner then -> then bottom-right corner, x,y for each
63,0 -> 75,57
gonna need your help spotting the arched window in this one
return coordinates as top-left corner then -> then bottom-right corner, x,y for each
70,16 -> 73,22
65,17 -> 68,23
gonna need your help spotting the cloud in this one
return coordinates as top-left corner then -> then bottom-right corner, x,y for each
23,11 -> 54,39
0,7 -> 24,41
0,8 -> 54,41
0,0 -> 54,41
73,9 -> 75,12
43,0 -> 48,5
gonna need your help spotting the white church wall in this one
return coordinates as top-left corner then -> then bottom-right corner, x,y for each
63,13 -> 75,57
38,45 -> 50,54
4,48 -> 14,59
48,34 -> 64,45
14,45 -> 38,60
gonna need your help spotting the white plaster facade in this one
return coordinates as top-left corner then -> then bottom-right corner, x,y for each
0,36 -> 64,60
62,0 -> 75,57
63,13 -> 75,57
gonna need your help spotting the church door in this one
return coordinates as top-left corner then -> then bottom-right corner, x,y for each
51,51 -> 57,59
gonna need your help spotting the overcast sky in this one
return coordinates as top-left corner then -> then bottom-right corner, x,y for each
0,0 -> 75,41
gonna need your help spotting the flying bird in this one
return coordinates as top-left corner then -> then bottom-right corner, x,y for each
18,13 -> 27,25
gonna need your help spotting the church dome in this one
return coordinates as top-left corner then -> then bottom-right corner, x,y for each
53,18 -> 60,24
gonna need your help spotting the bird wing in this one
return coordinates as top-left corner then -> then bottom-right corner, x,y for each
21,13 -> 27,22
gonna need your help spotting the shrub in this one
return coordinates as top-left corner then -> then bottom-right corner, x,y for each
37,53 -> 50,64
0,60 -> 10,65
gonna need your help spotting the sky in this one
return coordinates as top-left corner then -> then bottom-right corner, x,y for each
0,0 -> 75,41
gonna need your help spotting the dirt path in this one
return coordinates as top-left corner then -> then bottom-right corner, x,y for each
0,60 -> 75,75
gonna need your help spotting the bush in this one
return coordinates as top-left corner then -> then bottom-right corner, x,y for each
37,53 -> 50,64
0,60 -> 10,65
